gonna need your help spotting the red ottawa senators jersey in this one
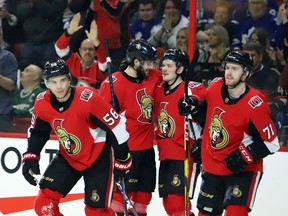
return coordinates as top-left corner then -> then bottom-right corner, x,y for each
154,81 -> 206,161
100,69 -> 162,151
29,86 -> 129,171
202,78 -> 280,175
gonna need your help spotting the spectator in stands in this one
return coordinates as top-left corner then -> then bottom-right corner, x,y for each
62,0 -> 74,30
197,0 -> 237,46
176,27 -> 188,53
130,0 -> 162,41
278,1 -> 288,62
243,40 -> 279,102
55,13 -> 107,89
2,1 -> 26,60
0,1 -> 18,49
229,0 -> 278,23
67,0 -> 95,52
277,63 -> 288,146
13,64 -> 44,118
232,0 -> 283,51
13,0 -> 67,69
0,47 -> 18,132
248,28 -> 274,66
243,40 -> 287,130
69,0 -> 132,72
189,25 -> 229,87
148,0 -> 189,49
196,0 -> 217,27
206,25 -> 230,63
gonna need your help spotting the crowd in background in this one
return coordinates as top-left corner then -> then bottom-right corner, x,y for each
0,0 -> 287,146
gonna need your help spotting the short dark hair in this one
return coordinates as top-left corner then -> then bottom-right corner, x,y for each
160,0 -> 182,13
243,40 -> 264,55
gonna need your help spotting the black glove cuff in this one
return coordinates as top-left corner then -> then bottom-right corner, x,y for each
246,142 -> 271,162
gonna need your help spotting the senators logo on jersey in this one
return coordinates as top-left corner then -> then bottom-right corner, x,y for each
158,102 -> 175,138
136,89 -> 154,123
54,119 -> 81,154
209,107 -> 229,148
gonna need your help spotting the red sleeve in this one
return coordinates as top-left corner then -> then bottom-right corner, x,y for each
95,43 -> 107,64
55,33 -> 71,50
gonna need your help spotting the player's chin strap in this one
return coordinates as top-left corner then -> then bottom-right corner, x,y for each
116,177 -> 138,216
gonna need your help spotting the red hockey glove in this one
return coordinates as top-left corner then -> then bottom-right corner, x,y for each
178,96 -> 198,116
114,153 -> 132,182
225,143 -> 254,173
22,152 -> 40,186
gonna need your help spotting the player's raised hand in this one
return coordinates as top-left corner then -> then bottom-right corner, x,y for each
67,13 -> 83,35
162,13 -> 172,32
85,20 -> 100,47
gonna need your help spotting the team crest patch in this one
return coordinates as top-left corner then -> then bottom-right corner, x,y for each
248,96 -> 263,108
231,185 -> 242,198
80,89 -> 93,101
171,174 -> 181,187
90,190 -> 100,202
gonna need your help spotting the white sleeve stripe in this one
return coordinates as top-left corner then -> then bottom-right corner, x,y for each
264,136 -> 280,154
89,127 -> 107,143
98,62 -> 107,72
55,44 -> 70,58
112,115 -> 129,145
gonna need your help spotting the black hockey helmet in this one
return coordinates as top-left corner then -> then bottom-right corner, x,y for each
222,51 -> 254,73
43,58 -> 70,80
161,49 -> 190,71
126,39 -> 157,63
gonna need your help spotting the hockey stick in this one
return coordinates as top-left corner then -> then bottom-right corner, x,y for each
183,49 -> 199,216
104,38 -> 137,216
116,178 -> 138,216
104,38 -> 116,108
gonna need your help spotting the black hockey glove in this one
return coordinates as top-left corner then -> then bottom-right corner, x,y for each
22,152 -> 40,186
114,153 -> 132,182
225,144 -> 254,173
191,138 -> 202,163
178,96 -> 198,116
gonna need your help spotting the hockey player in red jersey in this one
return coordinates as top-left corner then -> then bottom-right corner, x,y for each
154,49 -> 206,216
100,39 -> 162,216
178,51 -> 280,216
21,59 -> 132,216
55,13 -> 107,89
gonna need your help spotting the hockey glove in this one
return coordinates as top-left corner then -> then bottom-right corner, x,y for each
22,152 -> 40,186
178,96 -> 198,116
191,138 -> 202,163
224,143 -> 254,173
114,153 -> 132,182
